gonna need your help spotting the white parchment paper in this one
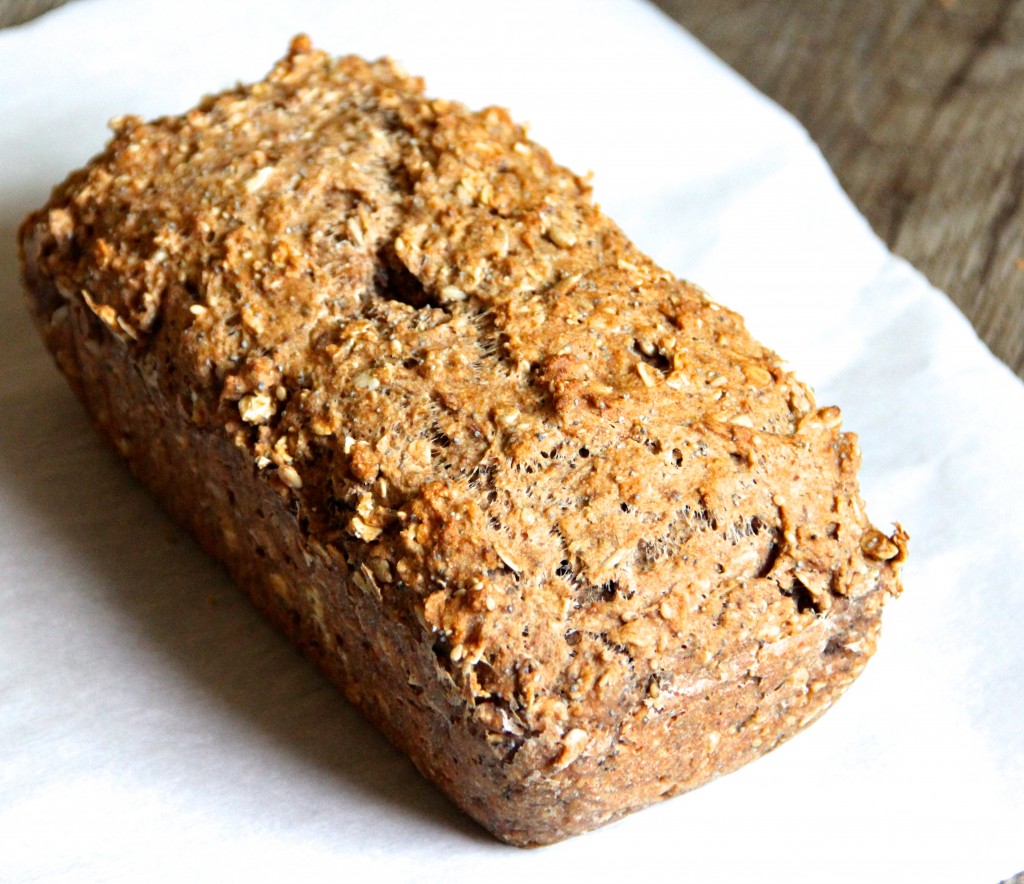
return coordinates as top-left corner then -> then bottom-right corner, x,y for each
1,1 -> 1021,881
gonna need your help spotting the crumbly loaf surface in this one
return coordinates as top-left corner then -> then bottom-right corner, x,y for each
20,37 -> 906,845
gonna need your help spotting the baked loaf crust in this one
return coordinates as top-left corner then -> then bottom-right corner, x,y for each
20,36 -> 906,846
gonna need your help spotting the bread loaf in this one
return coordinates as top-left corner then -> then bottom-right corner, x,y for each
19,36 -> 906,846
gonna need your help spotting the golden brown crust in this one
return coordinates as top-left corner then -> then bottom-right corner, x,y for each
19,36 -> 906,846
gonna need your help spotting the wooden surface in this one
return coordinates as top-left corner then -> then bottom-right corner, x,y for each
655,0 -> 1024,380
0,0 -> 68,27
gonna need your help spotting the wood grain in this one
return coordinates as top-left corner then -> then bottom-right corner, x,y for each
0,0 -> 69,27
655,0 -> 1024,380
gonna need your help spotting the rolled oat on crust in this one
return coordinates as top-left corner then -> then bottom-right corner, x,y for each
19,35 -> 907,846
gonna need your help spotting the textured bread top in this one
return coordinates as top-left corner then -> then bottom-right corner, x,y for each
24,37 -> 905,759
